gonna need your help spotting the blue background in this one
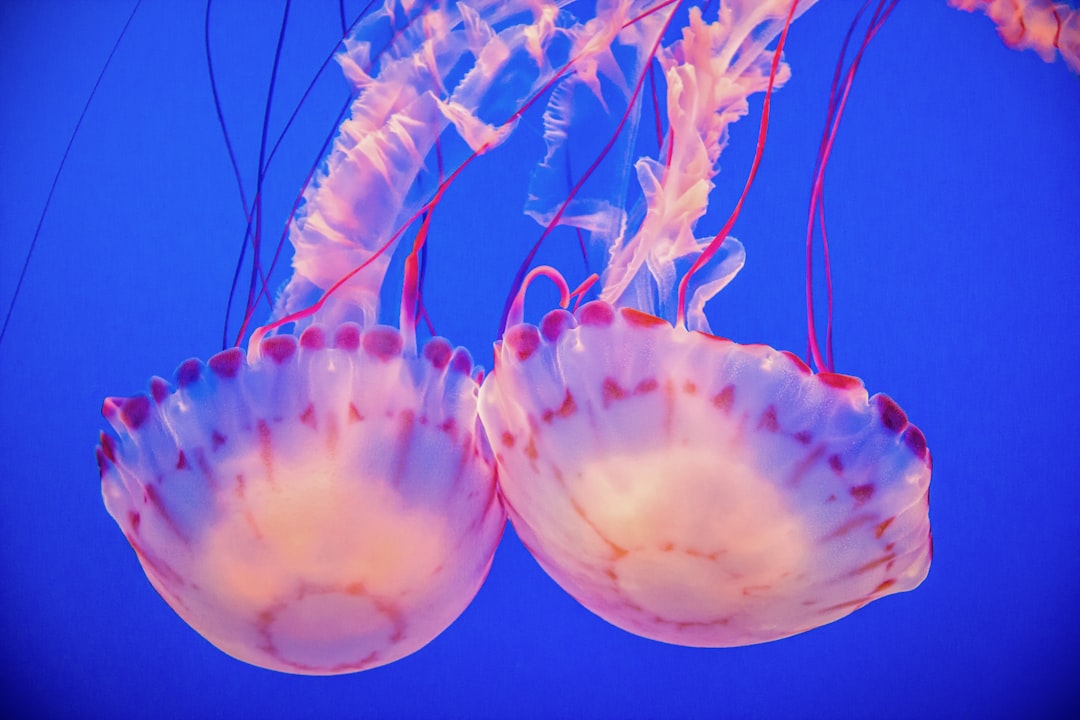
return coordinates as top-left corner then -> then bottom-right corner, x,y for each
1,1 -> 1078,717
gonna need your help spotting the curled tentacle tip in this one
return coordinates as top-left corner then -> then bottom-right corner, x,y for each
246,325 -> 270,364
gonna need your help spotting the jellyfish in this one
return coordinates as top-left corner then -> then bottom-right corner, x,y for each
93,0 -> 590,674
477,0 -> 933,647
948,0 -> 1079,73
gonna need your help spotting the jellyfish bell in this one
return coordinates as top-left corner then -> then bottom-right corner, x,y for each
478,0 -> 933,646
98,325 -> 500,674
479,294 -> 932,647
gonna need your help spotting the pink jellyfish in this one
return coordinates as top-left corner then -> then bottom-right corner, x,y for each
949,0 -> 1079,72
94,0 -> 582,674
478,0 -> 933,647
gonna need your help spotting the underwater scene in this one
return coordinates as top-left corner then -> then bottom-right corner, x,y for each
1,0 -> 1078,717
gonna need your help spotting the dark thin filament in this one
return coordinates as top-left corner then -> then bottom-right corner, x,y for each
244,0 -> 294,349
0,1 -> 143,350
805,0 -> 897,371
229,0 -> 403,347
206,0 -> 255,350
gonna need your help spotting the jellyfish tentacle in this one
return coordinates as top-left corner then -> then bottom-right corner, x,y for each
672,0 -> 799,332
592,0 -> 816,329
226,2 -> 381,347
279,0 -> 577,329
503,0 -> 679,334
805,0 -> 898,373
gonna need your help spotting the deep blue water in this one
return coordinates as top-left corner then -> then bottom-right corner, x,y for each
1,1 -> 1078,718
